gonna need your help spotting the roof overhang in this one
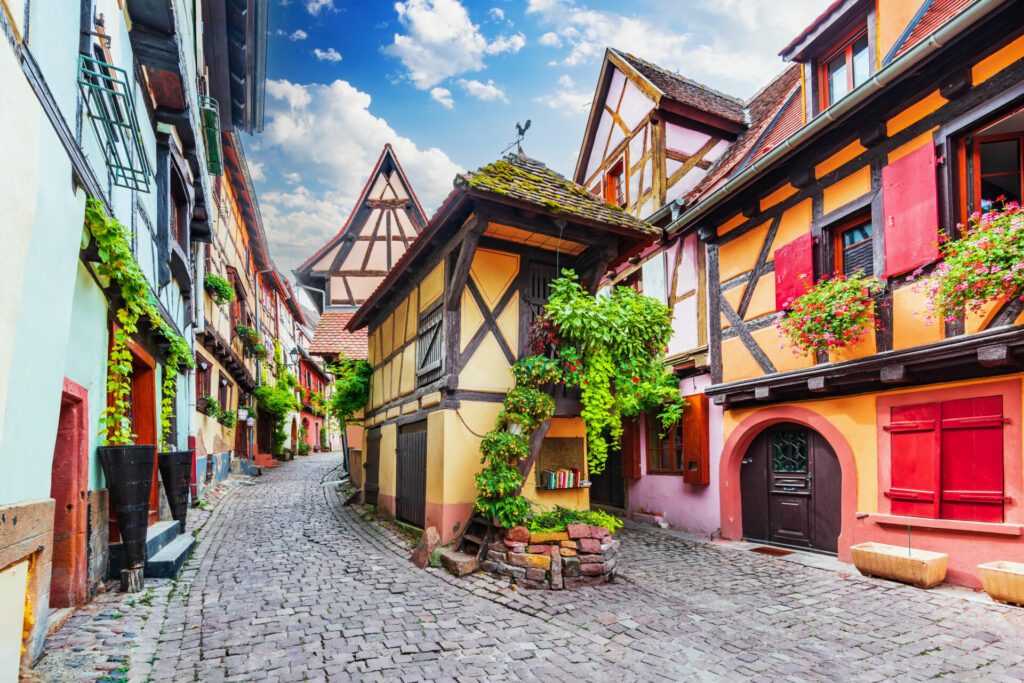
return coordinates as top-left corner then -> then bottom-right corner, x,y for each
202,0 -> 268,133
779,0 -> 868,62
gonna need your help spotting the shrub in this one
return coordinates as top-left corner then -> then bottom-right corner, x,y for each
204,272 -> 235,306
526,506 -> 623,534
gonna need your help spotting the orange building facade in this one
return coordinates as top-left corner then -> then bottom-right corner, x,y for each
669,0 -> 1024,587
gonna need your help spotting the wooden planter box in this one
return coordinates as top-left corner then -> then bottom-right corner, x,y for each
978,561 -> 1024,607
850,542 -> 947,588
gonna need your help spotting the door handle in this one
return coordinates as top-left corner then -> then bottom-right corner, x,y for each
807,471 -> 813,490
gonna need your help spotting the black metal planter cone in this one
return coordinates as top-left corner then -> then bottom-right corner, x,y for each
158,450 -> 193,532
98,445 -> 155,593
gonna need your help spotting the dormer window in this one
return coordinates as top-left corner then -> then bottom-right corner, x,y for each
820,29 -> 870,108
604,158 -> 626,208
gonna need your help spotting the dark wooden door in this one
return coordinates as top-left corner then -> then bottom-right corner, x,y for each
590,442 -> 625,508
740,424 -> 841,553
364,428 -> 381,505
396,421 -> 427,527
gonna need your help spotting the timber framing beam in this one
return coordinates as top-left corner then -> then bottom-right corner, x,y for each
447,216 -> 485,311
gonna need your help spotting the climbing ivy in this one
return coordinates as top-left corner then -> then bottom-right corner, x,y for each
84,198 -> 194,449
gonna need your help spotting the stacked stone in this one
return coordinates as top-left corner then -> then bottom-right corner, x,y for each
481,523 -> 618,589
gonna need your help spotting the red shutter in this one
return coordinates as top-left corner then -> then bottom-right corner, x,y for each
882,142 -> 940,276
620,418 -> 642,480
939,396 -> 1005,523
886,402 -> 940,518
774,232 -> 814,310
681,393 -> 710,485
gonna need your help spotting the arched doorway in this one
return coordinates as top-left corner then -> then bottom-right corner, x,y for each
740,423 -> 842,554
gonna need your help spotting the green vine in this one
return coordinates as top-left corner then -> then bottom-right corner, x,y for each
203,272 -> 236,306
543,270 -> 685,474
326,356 -> 372,430
85,198 -> 194,449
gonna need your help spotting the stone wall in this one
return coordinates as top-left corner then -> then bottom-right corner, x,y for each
481,523 -> 618,590
86,490 -> 108,598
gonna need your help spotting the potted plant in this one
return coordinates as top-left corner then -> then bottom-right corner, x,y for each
977,561 -> 1024,606
850,542 -> 947,588
204,272 -> 236,307
157,335 -> 196,534
776,271 -> 883,356
237,405 -> 251,420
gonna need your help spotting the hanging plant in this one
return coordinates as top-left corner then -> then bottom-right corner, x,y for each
84,198 -> 194,449
326,355 -> 372,429
916,202 -> 1024,323
204,272 -> 236,306
543,270 -> 685,475
776,271 -> 883,356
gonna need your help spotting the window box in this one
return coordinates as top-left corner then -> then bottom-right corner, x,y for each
850,542 -> 947,589
978,561 -> 1024,607
200,96 -> 224,176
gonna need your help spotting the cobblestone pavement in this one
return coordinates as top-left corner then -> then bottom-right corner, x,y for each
33,453 -> 1024,682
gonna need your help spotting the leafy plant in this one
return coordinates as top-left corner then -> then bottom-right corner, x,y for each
249,342 -> 269,361
776,270 -> 883,356
235,324 -> 260,347
297,426 -> 311,455
203,272 -> 235,306
916,203 -> 1024,323
84,198 -> 194,448
319,426 -> 329,449
326,355 -> 372,429
219,410 -> 236,428
544,270 -> 684,474
203,395 -> 222,418
526,505 -> 623,534
254,377 -> 299,457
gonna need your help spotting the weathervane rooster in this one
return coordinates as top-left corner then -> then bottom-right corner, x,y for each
502,119 -> 532,155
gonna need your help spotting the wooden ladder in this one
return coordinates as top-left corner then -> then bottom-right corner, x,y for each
458,516 -> 494,560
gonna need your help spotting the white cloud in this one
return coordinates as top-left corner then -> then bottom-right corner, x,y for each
538,31 -> 561,48
284,172 -> 302,184
457,78 -> 508,103
305,0 -> 333,15
384,0 -> 526,89
313,47 -> 343,62
488,7 -> 504,21
525,0 -> 822,94
535,75 -> 590,116
250,79 -> 463,273
289,29 -> 308,41
249,161 -> 265,182
430,86 -> 455,108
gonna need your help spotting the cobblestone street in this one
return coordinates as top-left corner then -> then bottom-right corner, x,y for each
33,453 -> 1024,682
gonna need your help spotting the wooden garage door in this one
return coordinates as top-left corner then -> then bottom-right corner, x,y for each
396,421 -> 427,528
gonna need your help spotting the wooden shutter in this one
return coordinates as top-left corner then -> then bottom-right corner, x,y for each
882,142 -> 940,276
886,402 -> 940,518
681,393 -> 710,485
774,232 -> 814,310
620,418 -> 642,480
939,396 -> 1005,523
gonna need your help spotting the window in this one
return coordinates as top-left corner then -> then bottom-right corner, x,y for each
646,417 -> 684,474
218,373 -> 234,410
971,132 -> 1023,214
415,304 -> 443,386
820,30 -> 870,108
835,219 -> 873,277
887,396 -> 1004,523
604,158 -> 626,208
196,354 -> 212,413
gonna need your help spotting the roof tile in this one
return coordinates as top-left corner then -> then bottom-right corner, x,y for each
310,310 -> 368,359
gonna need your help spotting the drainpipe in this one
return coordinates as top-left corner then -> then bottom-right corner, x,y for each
666,0 -> 1009,236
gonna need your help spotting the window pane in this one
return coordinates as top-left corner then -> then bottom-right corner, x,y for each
980,175 -> 1022,208
852,35 -> 870,87
843,240 -> 874,276
842,222 -> 872,248
641,253 -> 667,304
827,55 -> 848,105
771,431 -> 807,473
980,140 -> 1020,174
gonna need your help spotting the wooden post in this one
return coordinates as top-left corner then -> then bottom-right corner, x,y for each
446,216 -> 484,311
516,418 -> 552,494
121,567 -> 144,593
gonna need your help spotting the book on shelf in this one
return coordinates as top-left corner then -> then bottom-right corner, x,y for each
540,467 -> 583,489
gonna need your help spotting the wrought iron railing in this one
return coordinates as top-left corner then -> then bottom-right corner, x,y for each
77,54 -> 151,192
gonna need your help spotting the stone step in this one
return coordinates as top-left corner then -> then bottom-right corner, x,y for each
146,533 -> 196,579
108,521 -> 181,577
438,548 -> 479,577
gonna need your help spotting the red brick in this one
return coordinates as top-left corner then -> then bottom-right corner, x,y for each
526,545 -> 551,555
578,538 -> 601,554
581,563 -> 606,576
505,526 -> 530,543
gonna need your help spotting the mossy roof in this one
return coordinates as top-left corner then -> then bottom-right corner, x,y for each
455,152 -> 659,237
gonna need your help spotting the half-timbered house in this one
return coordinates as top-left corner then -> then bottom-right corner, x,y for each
572,49 -> 730,534
347,152 -> 657,543
668,0 -> 1024,587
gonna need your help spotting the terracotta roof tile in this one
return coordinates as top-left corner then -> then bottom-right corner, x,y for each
456,153 -> 659,236
893,0 -> 975,60
687,66 -> 803,201
310,310 -> 367,359
615,50 -> 746,125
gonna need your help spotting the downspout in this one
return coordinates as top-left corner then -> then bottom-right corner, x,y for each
666,0 -> 1009,236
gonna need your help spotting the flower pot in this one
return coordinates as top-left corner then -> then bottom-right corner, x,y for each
850,542 -> 947,588
97,445 -> 156,574
158,450 -> 193,532
246,417 -> 256,427
507,422 -> 524,436
237,408 -> 249,420
978,561 -> 1024,607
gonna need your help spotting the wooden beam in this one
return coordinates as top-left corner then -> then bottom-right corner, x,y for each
880,364 -> 909,384
939,68 -> 973,100
516,419 -> 552,489
859,121 -> 887,148
807,376 -> 828,392
978,344 -> 1013,368
791,166 -> 815,189
446,217 -> 484,311
753,386 -> 771,401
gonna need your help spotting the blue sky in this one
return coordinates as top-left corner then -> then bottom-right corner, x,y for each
246,0 -> 827,275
